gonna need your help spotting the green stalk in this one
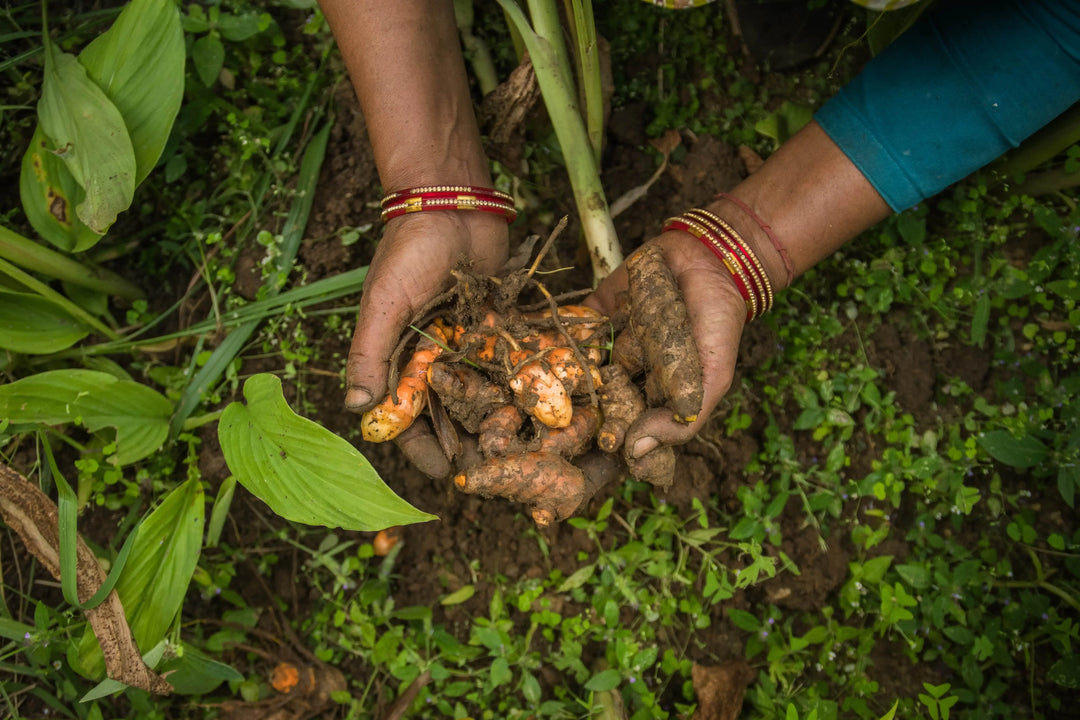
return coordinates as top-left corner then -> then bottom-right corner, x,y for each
455,0 -> 499,96
567,0 -> 603,164
0,257 -> 119,340
0,225 -> 144,300
499,0 -> 623,280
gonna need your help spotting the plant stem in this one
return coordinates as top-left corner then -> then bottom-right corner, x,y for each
499,0 -> 623,280
0,225 -> 144,300
182,410 -> 223,432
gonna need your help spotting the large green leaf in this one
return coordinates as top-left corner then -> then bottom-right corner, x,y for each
20,0 -> 183,250
74,477 -> 204,679
0,289 -> 89,353
38,45 -> 136,234
219,374 -> 436,530
78,0 -> 184,185
0,369 -> 171,465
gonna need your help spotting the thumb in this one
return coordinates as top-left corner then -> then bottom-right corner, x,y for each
345,224 -> 460,411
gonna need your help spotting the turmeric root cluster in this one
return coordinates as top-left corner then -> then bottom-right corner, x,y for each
360,243 -> 704,526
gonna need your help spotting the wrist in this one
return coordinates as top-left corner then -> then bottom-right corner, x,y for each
707,195 -> 793,292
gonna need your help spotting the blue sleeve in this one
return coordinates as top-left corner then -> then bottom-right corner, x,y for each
814,0 -> 1080,212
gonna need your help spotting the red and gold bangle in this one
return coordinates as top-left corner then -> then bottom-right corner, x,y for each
380,185 -> 517,224
662,210 -> 774,321
685,209 -> 774,314
663,215 -> 758,321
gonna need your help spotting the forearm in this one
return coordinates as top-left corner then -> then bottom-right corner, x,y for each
705,120 -> 891,288
318,0 -> 492,191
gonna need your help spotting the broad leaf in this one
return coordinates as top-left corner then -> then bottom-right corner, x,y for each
219,373 -> 436,530
75,478 -> 204,679
21,0 -> 183,249
38,45 -> 136,234
19,125 -> 102,252
157,643 -> 242,695
78,0 -> 185,184
0,289 -> 89,353
977,430 -> 1049,469
0,369 -> 171,465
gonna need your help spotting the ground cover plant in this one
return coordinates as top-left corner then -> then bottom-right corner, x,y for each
1,0 -> 1078,718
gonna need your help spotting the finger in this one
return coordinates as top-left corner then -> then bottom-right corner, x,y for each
393,419 -> 452,480
624,234 -> 745,458
345,228 -> 460,411
583,262 -> 628,318
346,214 -> 508,412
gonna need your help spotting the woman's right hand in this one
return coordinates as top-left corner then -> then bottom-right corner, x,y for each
344,210 -> 509,412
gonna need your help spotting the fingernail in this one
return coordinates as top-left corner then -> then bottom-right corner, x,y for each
345,387 -> 372,410
630,436 -> 658,459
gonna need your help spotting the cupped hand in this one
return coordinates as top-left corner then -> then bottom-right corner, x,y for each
345,210 -> 509,412
586,230 -> 748,459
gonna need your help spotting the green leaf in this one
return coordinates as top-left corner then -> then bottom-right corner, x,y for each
1058,465 -> 1078,508
584,668 -> 621,692
895,563 -> 931,589
78,0 -> 185,185
217,12 -> 263,42
206,476 -> 236,547
896,211 -> 926,245
38,45 -> 136,234
0,369 -> 171,465
75,480 -> 203,679
1048,654 -> 1080,689
0,289 -> 89,353
557,563 -> 596,592
489,657 -> 511,688
727,608 -> 761,633
218,374 -> 436,530
977,430 -> 1049,469
192,34 -> 225,87
158,643 -> 243,695
971,293 -> 990,347
19,125 -> 102,252
440,585 -> 476,606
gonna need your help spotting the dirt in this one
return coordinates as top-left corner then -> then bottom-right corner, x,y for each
193,80 -> 958,708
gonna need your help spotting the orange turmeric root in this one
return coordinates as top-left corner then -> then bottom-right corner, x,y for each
626,245 -> 704,424
611,328 -> 646,376
508,360 -> 573,428
427,362 -> 509,433
538,405 -> 599,458
453,451 -> 587,525
362,325 -> 448,442
597,365 -> 645,453
478,405 -> 526,458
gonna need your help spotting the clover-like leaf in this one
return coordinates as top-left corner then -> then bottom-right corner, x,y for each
219,373 -> 436,530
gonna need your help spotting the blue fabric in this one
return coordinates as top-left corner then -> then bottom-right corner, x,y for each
815,0 -> 1080,211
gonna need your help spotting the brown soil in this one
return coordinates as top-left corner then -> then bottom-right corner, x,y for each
200,84 -> 953,707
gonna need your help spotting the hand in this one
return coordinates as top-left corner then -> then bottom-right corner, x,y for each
586,230 -> 748,459
344,210 -> 509,412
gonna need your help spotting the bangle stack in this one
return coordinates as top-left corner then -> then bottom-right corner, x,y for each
662,208 -> 774,321
380,185 -> 517,224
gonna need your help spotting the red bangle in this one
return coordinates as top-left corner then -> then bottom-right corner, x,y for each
684,209 -> 773,314
663,210 -> 775,321
663,216 -> 756,321
380,185 -> 517,224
